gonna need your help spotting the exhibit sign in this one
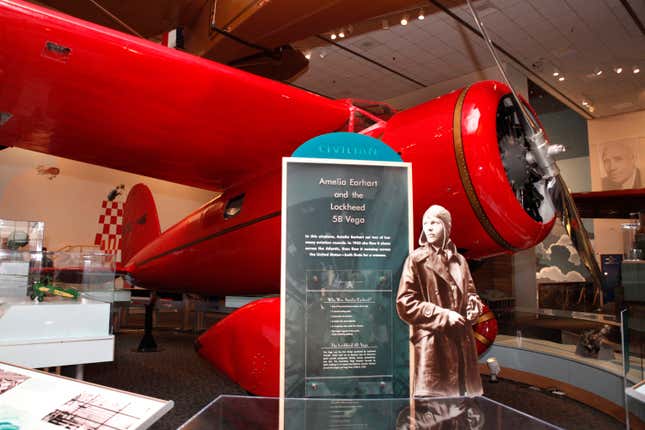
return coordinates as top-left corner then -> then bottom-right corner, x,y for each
280,138 -> 412,398
0,361 -> 172,429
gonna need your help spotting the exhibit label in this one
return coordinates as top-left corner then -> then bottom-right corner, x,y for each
280,157 -> 412,398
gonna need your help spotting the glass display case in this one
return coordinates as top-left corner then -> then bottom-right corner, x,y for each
0,219 -> 44,252
179,395 -> 560,429
0,250 -> 117,303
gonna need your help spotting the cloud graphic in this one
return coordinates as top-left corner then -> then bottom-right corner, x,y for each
537,266 -> 586,283
551,234 -> 581,265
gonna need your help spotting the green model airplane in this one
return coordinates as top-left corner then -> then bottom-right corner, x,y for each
30,279 -> 79,302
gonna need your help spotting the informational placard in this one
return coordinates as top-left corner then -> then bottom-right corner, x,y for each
280,157 -> 412,398
0,361 -> 172,429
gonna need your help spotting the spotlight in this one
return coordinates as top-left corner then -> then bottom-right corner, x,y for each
401,15 -> 409,26
634,66 -> 641,74
594,68 -> 603,76
558,75 -> 565,81
338,28 -> 345,38
418,9 -> 425,20
486,357 -> 501,383
581,99 -> 594,112
319,50 -> 327,59
304,51 -> 311,60
330,32 -> 337,40
614,66 -> 623,74
553,70 -> 560,77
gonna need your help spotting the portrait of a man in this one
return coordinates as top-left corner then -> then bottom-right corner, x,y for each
396,205 -> 484,397
601,140 -> 641,190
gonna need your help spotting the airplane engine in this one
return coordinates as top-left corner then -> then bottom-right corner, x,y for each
382,80 -> 555,258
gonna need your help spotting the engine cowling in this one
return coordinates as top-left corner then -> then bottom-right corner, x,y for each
382,80 -> 555,257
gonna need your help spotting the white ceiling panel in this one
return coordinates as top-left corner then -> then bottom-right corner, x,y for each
291,0 -> 644,117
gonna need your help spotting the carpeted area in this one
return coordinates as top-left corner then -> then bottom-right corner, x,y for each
481,378 -> 623,430
82,329 -> 625,429
83,330 -> 245,429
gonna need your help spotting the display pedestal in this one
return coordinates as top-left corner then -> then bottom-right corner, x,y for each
0,297 -> 114,370
178,395 -> 560,429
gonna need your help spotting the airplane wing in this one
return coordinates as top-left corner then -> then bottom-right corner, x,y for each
0,0 -> 350,192
571,188 -> 645,219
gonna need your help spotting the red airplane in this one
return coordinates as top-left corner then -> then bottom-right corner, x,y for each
2,0 -> 567,395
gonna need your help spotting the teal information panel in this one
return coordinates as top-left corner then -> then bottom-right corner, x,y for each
281,158 -> 411,398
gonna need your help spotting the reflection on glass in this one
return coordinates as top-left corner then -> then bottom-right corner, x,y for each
0,250 -> 117,303
179,396 -> 560,430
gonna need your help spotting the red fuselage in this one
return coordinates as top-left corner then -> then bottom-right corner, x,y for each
1,0 -> 553,297
125,81 -> 554,295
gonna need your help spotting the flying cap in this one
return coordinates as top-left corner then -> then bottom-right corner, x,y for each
419,205 -> 452,247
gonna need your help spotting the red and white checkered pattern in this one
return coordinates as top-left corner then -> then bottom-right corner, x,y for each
94,200 -> 123,262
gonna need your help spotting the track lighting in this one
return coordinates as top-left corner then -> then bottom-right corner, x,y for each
558,75 -> 565,81
418,9 -> 425,20
381,19 -> 389,30
614,66 -> 623,74
304,52 -> 311,60
338,28 -> 345,38
330,32 -> 337,40
552,70 -> 559,77
594,68 -> 603,76
634,66 -> 641,74
400,15 -> 409,26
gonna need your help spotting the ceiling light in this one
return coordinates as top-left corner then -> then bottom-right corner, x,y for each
381,19 -> 389,30
319,50 -> 327,59
418,9 -> 425,20
580,96 -> 594,112
594,68 -> 603,76
553,70 -> 560,77
304,51 -> 311,60
634,66 -> 641,74
558,75 -> 565,81
338,28 -> 345,38
330,32 -> 337,40
614,66 -> 623,74
401,15 -> 409,26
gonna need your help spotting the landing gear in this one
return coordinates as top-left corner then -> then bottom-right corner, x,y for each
137,292 -> 158,352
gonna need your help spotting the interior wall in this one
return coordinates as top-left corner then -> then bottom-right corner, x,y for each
588,109 -> 645,256
0,148 -> 216,250
540,110 -> 589,159
557,156 -> 592,193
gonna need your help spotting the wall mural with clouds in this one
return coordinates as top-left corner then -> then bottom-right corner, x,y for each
536,223 -> 590,284
535,223 -> 594,311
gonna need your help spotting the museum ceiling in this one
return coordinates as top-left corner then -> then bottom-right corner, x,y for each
31,0 -> 644,118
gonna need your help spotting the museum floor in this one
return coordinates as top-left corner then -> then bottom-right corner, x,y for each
80,312 -> 625,430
